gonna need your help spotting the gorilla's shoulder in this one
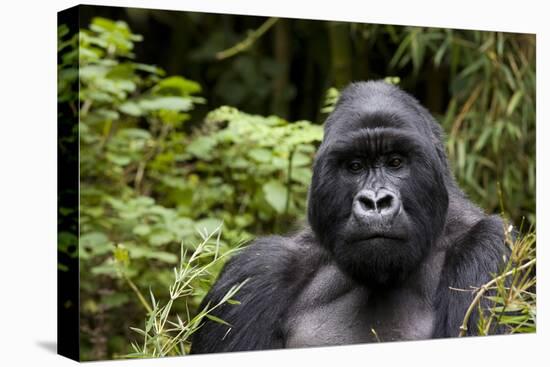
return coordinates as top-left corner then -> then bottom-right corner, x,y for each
445,214 -> 507,264
190,230 -> 323,353
221,229 -> 324,285
434,214 -> 510,337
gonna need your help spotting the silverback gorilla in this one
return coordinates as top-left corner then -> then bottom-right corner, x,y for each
191,81 -> 509,353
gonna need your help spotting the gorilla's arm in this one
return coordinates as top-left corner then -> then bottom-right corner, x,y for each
190,236 -> 306,354
433,215 -> 509,337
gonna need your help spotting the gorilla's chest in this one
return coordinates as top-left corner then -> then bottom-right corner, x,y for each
283,264 -> 435,348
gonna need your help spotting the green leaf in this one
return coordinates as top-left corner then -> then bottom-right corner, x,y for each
291,152 -> 311,167
292,167 -> 313,185
91,17 -> 122,33
248,148 -> 272,163
79,65 -> 108,79
205,314 -> 231,326
80,232 -> 111,257
263,180 -> 287,214
120,128 -> 151,140
91,263 -> 118,276
506,90 -> 524,116
147,251 -> 178,263
186,136 -> 217,159
233,214 -> 253,228
134,63 -> 165,75
458,57 -> 485,79
94,108 -> 119,121
106,63 -> 135,80
148,229 -> 173,246
106,153 -> 132,166
119,101 -> 143,116
133,224 -> 151,236
139,97 -> 193,112
153,76 -> 201,96
383,76 -> 401,85
473,128 -> 492,152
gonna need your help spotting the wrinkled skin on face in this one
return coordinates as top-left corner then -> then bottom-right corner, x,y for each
308,83 -> 449,287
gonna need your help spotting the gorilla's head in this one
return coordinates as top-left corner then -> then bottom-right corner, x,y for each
308,81 -> 450,287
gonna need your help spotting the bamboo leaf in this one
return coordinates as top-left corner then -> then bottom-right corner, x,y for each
205,314 -> 231,326
506,90 -> 524,116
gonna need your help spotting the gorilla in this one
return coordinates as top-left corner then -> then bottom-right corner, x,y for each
191,81 -> 509,353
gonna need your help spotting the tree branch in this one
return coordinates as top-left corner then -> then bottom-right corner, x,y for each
216,17 -> 279,60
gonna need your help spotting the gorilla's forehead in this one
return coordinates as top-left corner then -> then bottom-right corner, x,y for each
330,101 -> 423,134
326,81 -> 431,136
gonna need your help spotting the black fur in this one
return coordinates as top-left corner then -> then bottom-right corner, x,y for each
191,81 -> 509,353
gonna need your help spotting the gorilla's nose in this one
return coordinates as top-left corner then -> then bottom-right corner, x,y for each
353,189 -> 400,221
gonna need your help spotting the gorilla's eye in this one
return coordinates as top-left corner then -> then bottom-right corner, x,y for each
347,160 -> 364,173
388,157 -> 403,168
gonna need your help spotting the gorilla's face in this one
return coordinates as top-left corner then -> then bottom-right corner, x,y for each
308,83 -> 449,287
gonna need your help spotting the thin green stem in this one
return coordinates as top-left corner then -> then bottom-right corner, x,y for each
122,272 -> 153,314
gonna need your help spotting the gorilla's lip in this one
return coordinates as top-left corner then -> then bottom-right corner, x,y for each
343,224 -> 408,244
350,232 -> 406,243
361,234 -> 404,241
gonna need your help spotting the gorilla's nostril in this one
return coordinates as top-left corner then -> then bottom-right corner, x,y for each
376,195 -> 393,211
359,197 -> 376,211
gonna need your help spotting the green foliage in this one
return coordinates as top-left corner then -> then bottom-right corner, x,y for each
440,33 -> 536,227
127,226 -> 245,357
320,87 -> 340,114
458,224 -> 536,336
58,24 -> 79,103
190,106 -> 322,228
377,28 -> 536,226
58,24 -> 79,274
64,17 -> 322,360
325,26 -> 535,227
483,229 -> 536,335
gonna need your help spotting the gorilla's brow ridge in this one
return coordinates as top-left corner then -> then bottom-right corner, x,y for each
328,127 -> 425,158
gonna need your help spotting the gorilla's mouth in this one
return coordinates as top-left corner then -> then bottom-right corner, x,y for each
351,232 -> 406,244
365,235 -> 400,240
361,234 -> 403,241
342,212 -> 410,246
